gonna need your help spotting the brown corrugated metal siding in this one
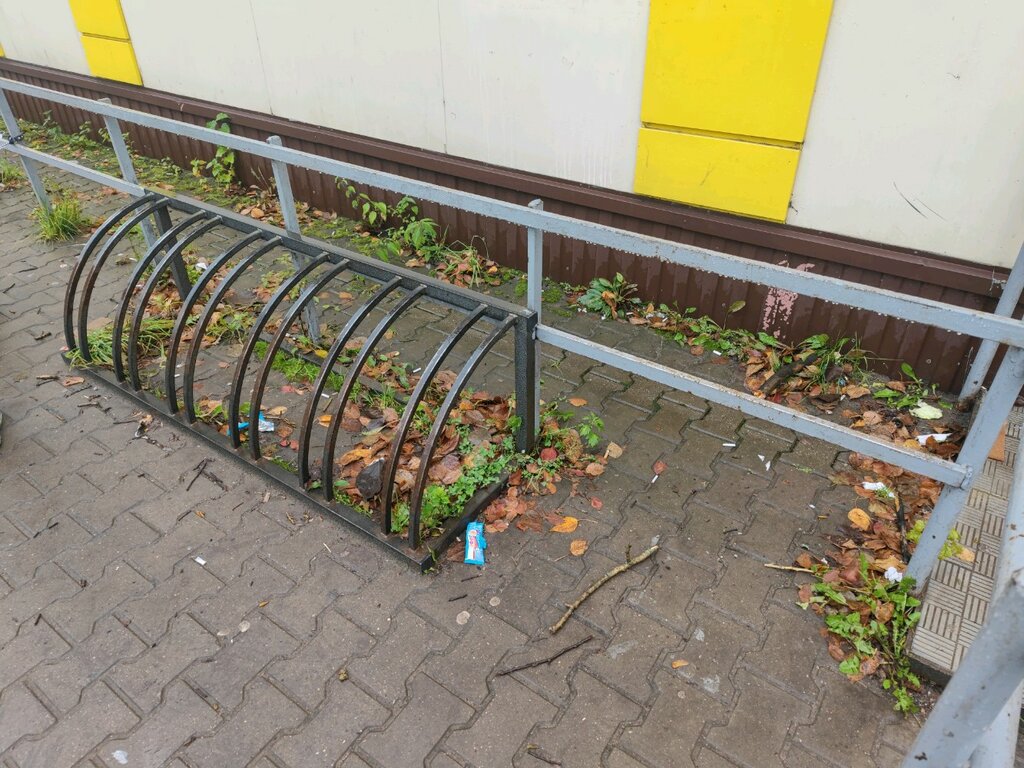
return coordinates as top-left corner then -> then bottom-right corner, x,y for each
0,59 -> 1007,390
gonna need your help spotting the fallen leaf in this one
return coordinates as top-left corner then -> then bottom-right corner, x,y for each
861,411 -> 884,426
604,442 -> 624,460
590,497 -> 603,510
847,508 -> 871,531
956,547 -> 976,564
62,376 -> 85,387
568,397 -> 588,407
249,207 -> 265,219
539,447 -> 559,462
317,413 -> 332,426
795,552 -> 814,569
569,539 -> 588,556
844,385 -> 871,399
550,516 -> 579,533
584,462 -> 605,477
652,460 -> 668,475
671,659 -> 689,669
265,405 -> 287,418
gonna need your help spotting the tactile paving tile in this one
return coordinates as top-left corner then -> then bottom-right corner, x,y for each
910,407 -> 1024,679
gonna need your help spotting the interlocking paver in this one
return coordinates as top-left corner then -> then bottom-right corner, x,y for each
0,683 -> 54,753
11,682 -> 139,768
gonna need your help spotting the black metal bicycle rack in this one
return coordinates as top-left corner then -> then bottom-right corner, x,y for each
63,193 -> 537,569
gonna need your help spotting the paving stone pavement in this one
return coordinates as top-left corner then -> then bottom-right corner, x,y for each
0,178 -> 925,767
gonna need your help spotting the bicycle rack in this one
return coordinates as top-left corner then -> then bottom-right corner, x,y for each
63,193 -> 537,569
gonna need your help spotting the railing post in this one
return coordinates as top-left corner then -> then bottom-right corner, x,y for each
960,241 -> 1024,401
267,134 -> 320,344
0,86 -> 50,212
150,205 -> 192,297
906,345 -> 1024,586
524,198 -> 544,443
98,97 -> 157,249
514,311 -> 538,453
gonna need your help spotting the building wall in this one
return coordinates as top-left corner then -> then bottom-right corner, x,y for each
788,0 -> 1024,269
0,0 -> 1021,267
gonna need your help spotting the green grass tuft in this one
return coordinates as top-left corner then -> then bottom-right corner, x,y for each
34,195 -> 90,242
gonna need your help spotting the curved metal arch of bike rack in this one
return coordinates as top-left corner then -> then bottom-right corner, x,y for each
320,285 -> 428,503
296,276 -> 404,486
247,259 -> 351,460
111,210 -> 211,381
127,216 -> 224,390
407,315 -> 517,548
72,197 -> 173,360
380,305 -> 488,530
63,191 -> 161,352
164,230 -> 265,413
227,252 -> 331,448
181,236 -> 285,423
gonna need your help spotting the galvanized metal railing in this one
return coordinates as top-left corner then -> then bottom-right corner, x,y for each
4,75 -> 1024,763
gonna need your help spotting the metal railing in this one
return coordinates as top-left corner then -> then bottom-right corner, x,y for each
2,76 -> 1022,581
2,77 -> 1024,762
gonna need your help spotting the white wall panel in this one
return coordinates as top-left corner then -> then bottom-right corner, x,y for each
120,0 -> 271,113
438,0 -> 648,192
0,0 -> 89,75
250,0 -> 446,152
789,0 -> 1024,267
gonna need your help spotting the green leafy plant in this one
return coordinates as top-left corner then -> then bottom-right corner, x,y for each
577,412 -> 605,449
906,519 -> 963,560
577,273 -> 638,319
0,156 -> 24,187
33,194 -> 90,242
191,113 -> 236,187
801,555 -> 922,713
872,363 -> 938,411
66,317 -> 175,368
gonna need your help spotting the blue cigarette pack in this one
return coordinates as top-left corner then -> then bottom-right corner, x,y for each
464,522 -> 487,566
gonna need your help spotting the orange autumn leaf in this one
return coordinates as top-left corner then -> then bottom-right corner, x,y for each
847,508 -> 871,531
550,516 -> 579,533
568,397 -> 588,407
569,539 -> 588,556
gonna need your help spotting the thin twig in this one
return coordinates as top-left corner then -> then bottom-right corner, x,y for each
764,563 -> 814,573
186,459 -> 210,491
548,544 -> 660,634
498,635 -> 594,677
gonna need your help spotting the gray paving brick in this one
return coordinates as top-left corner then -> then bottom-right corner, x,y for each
262,558 -> 361,638
184,677 -> 305,768
445,676 -> 558,767
97,680 -> 220,768
361,673 -> 474,767
271,679 -> 388,768
0,562 -> 80,645
44,561 -> 150,642
267,608 -> 374,709
188,557 -> 293,636
0,682 -> 54,753
11,682 -> 139,768
115,561 -> 224,643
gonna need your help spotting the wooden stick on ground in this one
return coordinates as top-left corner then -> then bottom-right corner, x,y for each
496,635 -> 594,676
763,563 -> 814,574
548,543 -> 660,634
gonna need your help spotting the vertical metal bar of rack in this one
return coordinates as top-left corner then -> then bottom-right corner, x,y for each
267,134 -> 321,344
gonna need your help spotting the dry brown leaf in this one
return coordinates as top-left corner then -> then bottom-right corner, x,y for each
844,385 -> 871,399
568,397 -> 588,407
550,516 -> 579,533
671,659 -> 689,669
569,539 -> 588,556
590,497 -> 603,510
62,376 -> 85,387
847,508 -> 871,531
956,547 -> 976,564
266,405 -> 287,418
861,411 -> 884,426
317,413 -> 332,426
652,460 -> 668,475
584,462 -> 605,477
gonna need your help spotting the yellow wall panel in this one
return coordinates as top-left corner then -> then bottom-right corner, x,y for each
79,35 -> 142,84
634,127 -> 798,221
641,0 -> 831,143
69,0 -> 130,39
0,43 -> 5,57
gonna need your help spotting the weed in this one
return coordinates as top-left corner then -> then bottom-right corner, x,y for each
253,341 -> 344,390
906,519 -> 963,560
191,113 -> 236,187
0,156 -> 24,187
577,412 -> 605,449
33,194 -> 90,242
205,308 -> 257,344
577,273 -> 637,319
66,317 -> 175,368
801,555 -> 922,713
872,363 -> 938,411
